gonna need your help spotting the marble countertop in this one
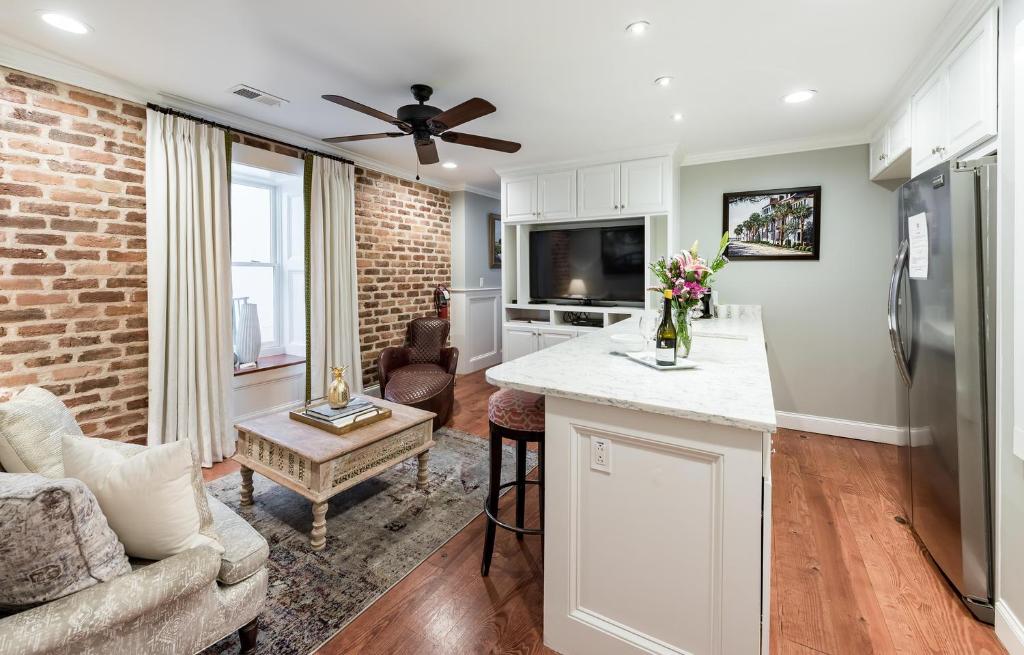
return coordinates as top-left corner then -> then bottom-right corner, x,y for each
486,306 -> 777,433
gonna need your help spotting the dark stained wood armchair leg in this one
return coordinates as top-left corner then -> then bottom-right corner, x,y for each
238,617 -> 259,654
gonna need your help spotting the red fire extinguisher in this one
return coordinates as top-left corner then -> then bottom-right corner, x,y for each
434,285 -> 450,319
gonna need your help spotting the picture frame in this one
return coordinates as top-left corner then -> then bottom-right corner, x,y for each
488,212 -> 501,268
722,186 -> 821,260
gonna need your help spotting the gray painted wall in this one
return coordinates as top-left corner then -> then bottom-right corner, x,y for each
680,144 -> 900,426
996,0 -> 1024,637
450,190 -> 501,289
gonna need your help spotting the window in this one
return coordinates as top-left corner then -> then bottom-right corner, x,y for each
230,163 -> 305,359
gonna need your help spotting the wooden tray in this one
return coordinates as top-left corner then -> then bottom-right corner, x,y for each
288,405 -> 392,435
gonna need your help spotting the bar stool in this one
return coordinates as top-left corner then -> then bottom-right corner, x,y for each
481,388 -> 545,577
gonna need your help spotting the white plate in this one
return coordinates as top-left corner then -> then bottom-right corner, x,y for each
625,351 -> 699,370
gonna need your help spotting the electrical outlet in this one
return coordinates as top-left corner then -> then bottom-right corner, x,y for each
591,437 -> 611,473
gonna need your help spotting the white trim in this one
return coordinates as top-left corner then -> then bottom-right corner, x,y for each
363,384 -> 381,399
997,601 -> 1024,655
0,35 -> 458,192
775,411 -> 908,446
495,143 -> 680,177
680,133 -> 867,167
449,287 -> 502,293
233,399 -> 304,423
451,183 -> 501,199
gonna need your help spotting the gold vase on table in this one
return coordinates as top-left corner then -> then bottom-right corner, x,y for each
327,366 -> 351,409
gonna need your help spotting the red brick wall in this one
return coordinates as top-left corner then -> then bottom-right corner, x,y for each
0,67 -> 148,441
353,168 -> 451,388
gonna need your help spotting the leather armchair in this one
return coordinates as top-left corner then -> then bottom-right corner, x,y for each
377,317 -> 458,430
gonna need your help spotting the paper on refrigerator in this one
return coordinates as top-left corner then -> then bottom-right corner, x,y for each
907,212 -> 929,279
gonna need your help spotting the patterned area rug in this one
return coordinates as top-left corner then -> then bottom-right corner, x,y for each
201,427 -> 535,655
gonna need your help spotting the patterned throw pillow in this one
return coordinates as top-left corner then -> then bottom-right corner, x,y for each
0,387 -> 84,477
0,473 -> 131,610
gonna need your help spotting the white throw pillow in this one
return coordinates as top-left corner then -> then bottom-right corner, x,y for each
0,387 -> 83,477
62,436 -> 223,560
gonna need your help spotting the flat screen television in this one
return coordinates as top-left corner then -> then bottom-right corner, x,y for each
529,225 -> 644,304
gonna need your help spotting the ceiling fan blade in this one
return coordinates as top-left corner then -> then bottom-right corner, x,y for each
416,139 -> 440,165
322,94 -> 411,131
322,132 -> 406,144
428,98 -> 496,132
440,131 -> 521,153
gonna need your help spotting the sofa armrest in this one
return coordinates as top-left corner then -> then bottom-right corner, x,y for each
440,347 -> 459,376
377,347 -> 410,394
0,546 -> 221,655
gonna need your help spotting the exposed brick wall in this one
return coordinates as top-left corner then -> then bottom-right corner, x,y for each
0,67 -> 148,441
353,168 -> 451,388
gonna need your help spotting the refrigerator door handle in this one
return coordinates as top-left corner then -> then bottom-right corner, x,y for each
888,239 -> 912,387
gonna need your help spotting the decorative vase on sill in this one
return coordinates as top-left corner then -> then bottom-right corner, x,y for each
233,297 -> 261,366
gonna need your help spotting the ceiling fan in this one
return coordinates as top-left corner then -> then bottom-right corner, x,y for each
321,84 -> 521,166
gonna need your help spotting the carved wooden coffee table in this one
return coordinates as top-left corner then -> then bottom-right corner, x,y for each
232,395 -> 435,550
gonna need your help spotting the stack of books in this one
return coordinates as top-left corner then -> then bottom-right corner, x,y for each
291,397 -> 391,434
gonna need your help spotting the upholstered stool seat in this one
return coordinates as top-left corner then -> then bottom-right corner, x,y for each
487,389 -> 545,432
481,389 -> 546,577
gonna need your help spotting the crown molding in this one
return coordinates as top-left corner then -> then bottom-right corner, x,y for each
0,35 -> 458,192
680,132 -> 867,167
864,0 -> 997,137
494,142 -> 681,177
450,183 -> 500,199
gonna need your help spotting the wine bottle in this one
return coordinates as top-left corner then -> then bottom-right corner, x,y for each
655,291 -> 677,366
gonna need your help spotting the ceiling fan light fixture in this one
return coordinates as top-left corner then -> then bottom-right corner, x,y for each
442,161 -> 458,169
626,20 -> 650,35
783,89 -> 817,104
672,112 -> 684,122
39,11 -> 91,34
654,76 -> 673,88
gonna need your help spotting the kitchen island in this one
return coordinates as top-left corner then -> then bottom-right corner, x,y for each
486,306 -> 776,655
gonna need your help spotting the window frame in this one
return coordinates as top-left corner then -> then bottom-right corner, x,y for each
230,176 -> 285,357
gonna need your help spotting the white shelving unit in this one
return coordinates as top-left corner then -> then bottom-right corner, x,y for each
496,147 -> 681,362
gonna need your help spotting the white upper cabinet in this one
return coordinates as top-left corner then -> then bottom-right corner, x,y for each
869,130 -> 889,180
945,8 -> 997,157
577,163 -> 620,218
889,105 -> 912,160
503,176 -> 537,223
538,170 -> 576,220
621,158 -> 668,214
910,6 -> 996,178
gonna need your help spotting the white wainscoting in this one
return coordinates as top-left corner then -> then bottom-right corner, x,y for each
232,362 -> 305,422
776,411 -> 908,446
450,288 -> 502,374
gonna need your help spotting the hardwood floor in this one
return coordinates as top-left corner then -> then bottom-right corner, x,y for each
206,369 -> 1006,654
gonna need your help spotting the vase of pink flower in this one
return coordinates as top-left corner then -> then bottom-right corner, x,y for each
649,233 -> 729,357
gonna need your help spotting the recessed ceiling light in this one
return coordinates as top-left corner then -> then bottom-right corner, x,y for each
654,76 -> 673,87
783,89 -> 817,104
671,112 -> 684,122
442,161 -> 457,169
626,20 -> 650,35
39,12 -> 91,34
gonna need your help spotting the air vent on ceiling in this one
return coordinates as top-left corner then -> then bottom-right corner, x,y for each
229,84 -> 288,107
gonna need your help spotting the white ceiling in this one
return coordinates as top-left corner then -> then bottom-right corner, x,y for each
0,0 -> 958,194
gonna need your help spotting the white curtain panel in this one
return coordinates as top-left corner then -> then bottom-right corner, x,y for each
145,110 -> 234,467
308,156 -> 362,398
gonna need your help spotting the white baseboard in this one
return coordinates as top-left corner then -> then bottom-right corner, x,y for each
998,601 -> 1024,655
775,411 -> 908,446
363,384 -> 381,398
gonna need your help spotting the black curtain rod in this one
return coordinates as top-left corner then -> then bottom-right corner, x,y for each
146,103 -> 355,166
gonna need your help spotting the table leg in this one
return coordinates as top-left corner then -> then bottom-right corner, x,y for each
240,466 -> 254,506
417,450 -> 430,490
310,501 -> 328,551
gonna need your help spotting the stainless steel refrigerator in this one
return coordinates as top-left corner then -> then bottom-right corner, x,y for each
888,156 -> 996,623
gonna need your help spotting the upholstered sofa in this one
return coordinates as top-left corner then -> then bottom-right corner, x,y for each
0,439 -> 269,655
378,317 -> 458,430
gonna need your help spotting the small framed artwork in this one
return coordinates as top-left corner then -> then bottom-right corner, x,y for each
488,212 -> 501,268
722,186 -> 821,260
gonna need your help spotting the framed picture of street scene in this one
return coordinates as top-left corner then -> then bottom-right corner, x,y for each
722,186 -> 821,260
